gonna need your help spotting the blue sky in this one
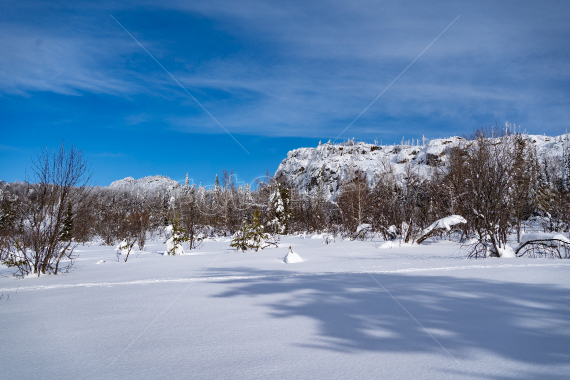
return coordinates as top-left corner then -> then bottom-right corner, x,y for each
1,0 -> 569,186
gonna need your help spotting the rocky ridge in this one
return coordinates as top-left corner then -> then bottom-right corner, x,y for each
274,134 -> 569,197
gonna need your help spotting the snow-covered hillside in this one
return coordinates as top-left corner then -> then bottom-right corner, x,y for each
109,175 -> 180,193
275,134 -> 569,196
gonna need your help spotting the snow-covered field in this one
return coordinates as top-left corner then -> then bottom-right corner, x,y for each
1,237 -> 569,379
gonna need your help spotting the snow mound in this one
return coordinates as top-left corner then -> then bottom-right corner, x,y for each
165,237 -> 185,255
283,249 -> 303,263
498,245 -> 516,258
116,240 -> 130,255
378,241 -> 416,249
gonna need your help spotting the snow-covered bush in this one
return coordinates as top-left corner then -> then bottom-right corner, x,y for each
416,215 -> 467,244
515,233 -> 570,258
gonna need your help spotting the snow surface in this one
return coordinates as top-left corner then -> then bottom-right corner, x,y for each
1,237 -> 570,379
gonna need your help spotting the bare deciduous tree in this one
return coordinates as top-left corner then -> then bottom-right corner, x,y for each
0,142 -> 92,276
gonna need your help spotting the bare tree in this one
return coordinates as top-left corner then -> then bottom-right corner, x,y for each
0,142 -> 92,276
337,171 -> 372,239
446,129 -> 519,258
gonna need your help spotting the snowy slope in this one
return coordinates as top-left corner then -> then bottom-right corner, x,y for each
275,134 -> 569,196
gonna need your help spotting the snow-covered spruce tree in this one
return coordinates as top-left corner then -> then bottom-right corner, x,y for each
229,220 -> 250,251
184,173 -> 190,188
563,134 -> 570,190
55,201 -> 78,269
164,213 -> 188,255
0,191 -> 15,245
535,157 -> 556,230
220,169 -> 240,234
60,201 -> 74,243
510,134 -> 539,242
209,174 -> 224,231
0,189 -> 23,268
248,208 -> 274,251
268,182 -> 292,235
230,208 -> 275,252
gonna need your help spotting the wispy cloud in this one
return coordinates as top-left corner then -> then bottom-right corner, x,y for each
1,0 -> 570,140
0,28 -> 134,96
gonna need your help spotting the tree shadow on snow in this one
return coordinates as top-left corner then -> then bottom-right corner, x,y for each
208,266 -> 570,375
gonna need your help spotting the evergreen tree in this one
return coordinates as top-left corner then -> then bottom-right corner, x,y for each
60,202 -> 74,242
164,213 -> 188,255
214,174 -> 221,192
269,183 -> 292,234
563,134 -> 570,190
230,208 -> 273,252
0,191 -> 16,236
248,208 -> 271,251
230,220 -> 250,251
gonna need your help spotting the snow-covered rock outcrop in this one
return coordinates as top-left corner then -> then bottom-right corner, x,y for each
274,137 -> 462,196
109,175 -> 180,194
274,134 -> 569,196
